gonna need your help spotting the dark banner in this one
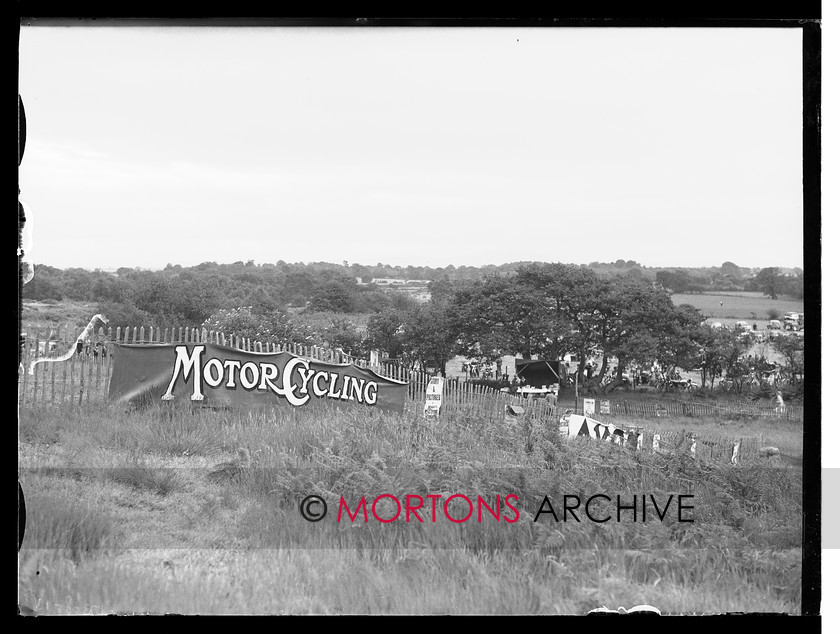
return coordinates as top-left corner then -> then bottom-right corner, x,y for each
108,343 -> 408,412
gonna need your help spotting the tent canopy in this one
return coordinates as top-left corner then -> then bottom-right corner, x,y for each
514,359 -> 563,387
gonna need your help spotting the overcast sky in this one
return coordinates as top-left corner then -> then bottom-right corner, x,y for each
19,24 -> 804,271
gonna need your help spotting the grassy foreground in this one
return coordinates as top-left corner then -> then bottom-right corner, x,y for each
18,401 -> 803,615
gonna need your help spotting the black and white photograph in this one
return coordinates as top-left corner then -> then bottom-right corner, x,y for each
17,15 -> 821,617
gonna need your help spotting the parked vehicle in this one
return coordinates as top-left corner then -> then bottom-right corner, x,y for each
784,312 -> 804,331
734,321 -> 751,332
767,319 -> 782,330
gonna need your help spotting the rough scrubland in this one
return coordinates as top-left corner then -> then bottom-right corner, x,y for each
18,401 -> 803,615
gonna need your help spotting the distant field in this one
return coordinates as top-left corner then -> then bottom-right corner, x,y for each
22,301 -> 102,336
670,292 -> 804,324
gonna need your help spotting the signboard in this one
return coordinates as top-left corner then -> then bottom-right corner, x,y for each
583,398 -> 595,416
567,414 -> 622,443
423,376 -> 444,417
108,343 -> 408,412
600,399 -> 610,415
567,415 -> 648,453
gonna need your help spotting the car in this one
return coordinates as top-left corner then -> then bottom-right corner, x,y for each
784,312 -> 803,330
734,321 -> 751,332
767,320 -> 782,330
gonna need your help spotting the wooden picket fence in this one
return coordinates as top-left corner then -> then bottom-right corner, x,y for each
18,324 -> 774,465
18,324 -> 567,431
629,427 -> 764,464
584,396 -> 802,421
17,323 -> 802,430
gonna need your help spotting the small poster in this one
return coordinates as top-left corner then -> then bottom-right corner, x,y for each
424,376 -> 444,417
583,398 -> 595,416
600,399 -> 610,415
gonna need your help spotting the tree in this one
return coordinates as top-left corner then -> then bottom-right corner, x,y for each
450,274 -> 552,363
21,274 -> 63,301
366,308 -> 409,361
772,334 -> 804,386
593,279 -> 699,389
695,325 -> 743,388
319,318 -> 366,358
515,263 -> 606,382
655,269 -> 705,294
720,261 -> 742,277
399,299 -> 460,376
754,267 -> 781,299
308,280 -> 355,313
201,306 -> 298,345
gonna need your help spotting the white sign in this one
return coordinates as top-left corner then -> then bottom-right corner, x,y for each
424,377 -> 444,417
583,398 -> 595,416
600,399 -> 610,415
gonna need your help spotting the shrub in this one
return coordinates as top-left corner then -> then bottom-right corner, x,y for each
202,306 -> 299,345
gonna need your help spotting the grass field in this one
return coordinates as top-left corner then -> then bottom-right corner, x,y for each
18,400 -> 803,615
670,292 -> 804,327
22,300 -> 102,336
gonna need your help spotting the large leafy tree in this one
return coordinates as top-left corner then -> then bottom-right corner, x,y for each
593,278 -> 687,385
515,263 -> 606,382
772,334 -> 804,386
694,326 -> 747,389
366,307 -> 410,361
653,303 -> 706,383
308,280 -> 356,313
754,267 -> 782,300
450,274 -> 552,363
365,299 -> 459,375
400,299 -> 460,376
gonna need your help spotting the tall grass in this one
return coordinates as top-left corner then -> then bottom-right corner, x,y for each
18,401 -> 802,614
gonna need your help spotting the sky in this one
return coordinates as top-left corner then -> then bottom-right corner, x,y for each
19,24 -> 805,272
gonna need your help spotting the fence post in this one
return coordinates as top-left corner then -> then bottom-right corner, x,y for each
69,355 -> 75,407
85,355 -> 92,404
50,359 -> 56,404
32,329 -> 40,403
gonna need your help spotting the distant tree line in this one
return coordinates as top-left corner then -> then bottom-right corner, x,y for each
654,263 -> 803,299
364,264 -> 704,385
364,263 -> 802,393
24,259 -> 803,313
23,259 -> 803,392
